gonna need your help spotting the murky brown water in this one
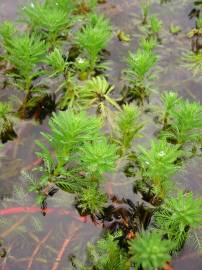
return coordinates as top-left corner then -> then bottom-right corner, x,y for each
0,0 -> 202,269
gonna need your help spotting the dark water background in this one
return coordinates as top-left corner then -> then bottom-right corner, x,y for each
0,0 -> 202,269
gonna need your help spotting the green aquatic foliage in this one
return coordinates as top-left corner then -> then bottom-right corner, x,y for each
25,110 -> 117,198
114,104 -> 144,156
124,49 -> 158,104
44,0 -> 76,12
169,24 -> 181,35
183,51 -> 202,76
0,102 -> 17,143
140,1 -> 151,25
22,1 -> 73,46
46,48 -> 68,77
0,21 -> 16,48
72,234 -> 130,270
75,13 -> 112,72
126,50 -> 157,81
77,186 -> 107,215
162,100 -> 202,146
79,76 -> 120,113
80,138 -> 117,177
46,48 -> 80,109
129,231 -> 171,270
149,15 -> 163,36
159,91 -> 182,127
138,139 -> 182,198
155,192 -> 202,251
139,37 -> 157,51
3,33 -> 46,94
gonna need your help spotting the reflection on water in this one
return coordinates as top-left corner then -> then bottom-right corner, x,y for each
0,0 -> 202,269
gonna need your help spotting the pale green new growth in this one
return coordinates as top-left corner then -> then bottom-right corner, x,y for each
115,104 -> 144,155
183,51 -> 202,76
79,76 -> 120,113
46,48 -> 67,77
4,33 -> 46,93
77,186 -> 107,214
138,139 -> 182,198
22,1 -> 72,45
129,231 -> 171,270
75,13 -> 112,71
149,15 -> 162,34
155,192 -> 202,251
162,100 -> 202,145
80,139 -> 117,177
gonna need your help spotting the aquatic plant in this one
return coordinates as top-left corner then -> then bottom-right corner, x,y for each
76,186 -> 107,215
114,104 -> 144,156
72,233 -> 130,270
0,102 -> 17,143
129,230 -> 171,270
22,0 -> 73,47
137,139 -> 182,199
155,192 -> 202,251
123,49 -> 158,104
139,37 -> 157,51
149,15 -> 163,40
161,100 -> 202,147
1,32 -> 46,95
158,91 -> 182,128
75,13 -> 112,73
24,110 -> 117,205
0,21 -> 16,49
78,76 -> 120,115
140,1 -> 151,25
182,51 -> 202,76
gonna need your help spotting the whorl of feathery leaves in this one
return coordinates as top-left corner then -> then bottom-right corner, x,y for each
139,37 -> 157,51
44,0 -> 76,12
4,33 -> 46,80
22,1 -> 72,41
75,13 -> 112,67
149,15 -> 162,34
161,91 -> 181,114
80,138 -> 117,177
0,21 -> 16,48
116,104 -> 144,152
182,51 -> 202,76
0,102 -> 12,119
77,186 -> 107,214
37,110 -> 117,179
161,100 -> 202,145
125,49 -> 157,82
155,192 -> 202,250
129,231 -> 171,270
138,139 -> 182,197
46,48 -> 68,76
40,110 -> 101,158
86,234 -> 130,270
138,139 -> 182,179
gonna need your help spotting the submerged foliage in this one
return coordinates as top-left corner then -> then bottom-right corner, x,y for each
124,48 -> 158,104
72,234 -> 130,270
22,0 -> 73,46
75,13 -> 112,72
24,110 -> 117,205
155,192 -> 202,251
129,231 -> 171,270
114,104 -> 144,155
1,1 -> 202,269
138,139 -> 182,198
161,100 -> 202,146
